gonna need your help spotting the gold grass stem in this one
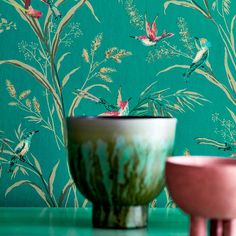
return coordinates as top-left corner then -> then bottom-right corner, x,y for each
24,160 -> 58,207
218,24 -> 236,57
64,185 -> 72,207
1,139 -> 57,207
45,90 -> 64,149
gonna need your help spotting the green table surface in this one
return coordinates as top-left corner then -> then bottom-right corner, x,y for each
0,208 -> 189,236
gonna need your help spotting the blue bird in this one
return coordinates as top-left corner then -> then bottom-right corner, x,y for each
183,37 -> 211,79
9,130 -> 39,172
41,0 -> 62,19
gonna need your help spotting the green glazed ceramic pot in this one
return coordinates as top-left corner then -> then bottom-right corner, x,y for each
67,117 -> 177,229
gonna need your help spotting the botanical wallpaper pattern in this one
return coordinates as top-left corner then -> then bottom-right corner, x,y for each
0,0 -> 235,207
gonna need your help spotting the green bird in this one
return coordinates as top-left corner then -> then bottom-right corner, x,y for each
183,37 -> 211,80
9,130 -> 39,172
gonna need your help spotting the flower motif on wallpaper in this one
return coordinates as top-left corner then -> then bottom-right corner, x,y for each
121,0 -> 145,30
196,109 -> 236,157
59,22 -> 83,47
0,125 -> 87,207
130,14 -> 174,47
0,17 -> 16,33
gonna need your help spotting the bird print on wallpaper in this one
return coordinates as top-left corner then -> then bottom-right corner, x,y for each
24,0 -> 61,19
9,130 -> 39,172
130,15 -> 174,46
40,0 -> 62,19
99,88 -> 129,116
183,37 -> 211,80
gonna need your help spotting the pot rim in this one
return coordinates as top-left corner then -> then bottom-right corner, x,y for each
67,116 -> 176,120
167,156 -> 236,168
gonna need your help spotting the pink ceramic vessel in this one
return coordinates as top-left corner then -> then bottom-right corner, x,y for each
165,156 -> 236,236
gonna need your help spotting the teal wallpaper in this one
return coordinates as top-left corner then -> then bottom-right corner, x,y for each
0,0 -> 235,207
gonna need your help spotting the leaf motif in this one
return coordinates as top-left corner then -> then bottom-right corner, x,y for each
31,154 -> 42,175
0,157 -> 8,162
51,0 -> 87,58
196,137 -> 227,148
224,48 -> 236,94
227,107 -> 236,124
41,125 -> 52,130
51,106 -> 55,115
5,180 -> 50,206
5,180 -> 29,197
62,67 -> 80,89
24,116 -> 41,121
11,166 -> 19,179
57,52 -> 71,71
212,1 -> 216,10
97,73 -> 112,82
38,50 -> 47,60
203,0 -> 209,10
140,80 -> 159,98
223,0 -> 230,15
156,64 -> 236,105
74,89 -> 100,102
230,15 -> 236,54
20,167 -> 29,176
0,60 -> 62,109
58,179 -> 74,206
82,49 -> 89,63
17,124 -> 22,137
73,185 -> 79,207
82,198 -> 88,208
117,87 -> 122,107
19,90 -> 31,100
74,197 -> 79,207
29,182 -> 51,207
48,160 -> 60,197
152,88 -> 170,98
69,84 -> 110,116
85,1 -> 100,23
2,138 -> 14,145
0,166 -> 2,178
164,1 -> 210,18
8,102 -> 18,106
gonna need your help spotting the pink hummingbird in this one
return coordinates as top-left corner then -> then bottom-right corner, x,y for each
24,0 -> 61,19
130,15 -> 174,46
99,88 -> 129,116
24,0 -> 43,18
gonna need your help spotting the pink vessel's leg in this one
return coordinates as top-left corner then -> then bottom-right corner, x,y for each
210,219 -> 223,236
190,216 -> 207,236
223,219 -> 236,236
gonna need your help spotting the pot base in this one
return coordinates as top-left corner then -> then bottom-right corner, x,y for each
92,205 -> 148,229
